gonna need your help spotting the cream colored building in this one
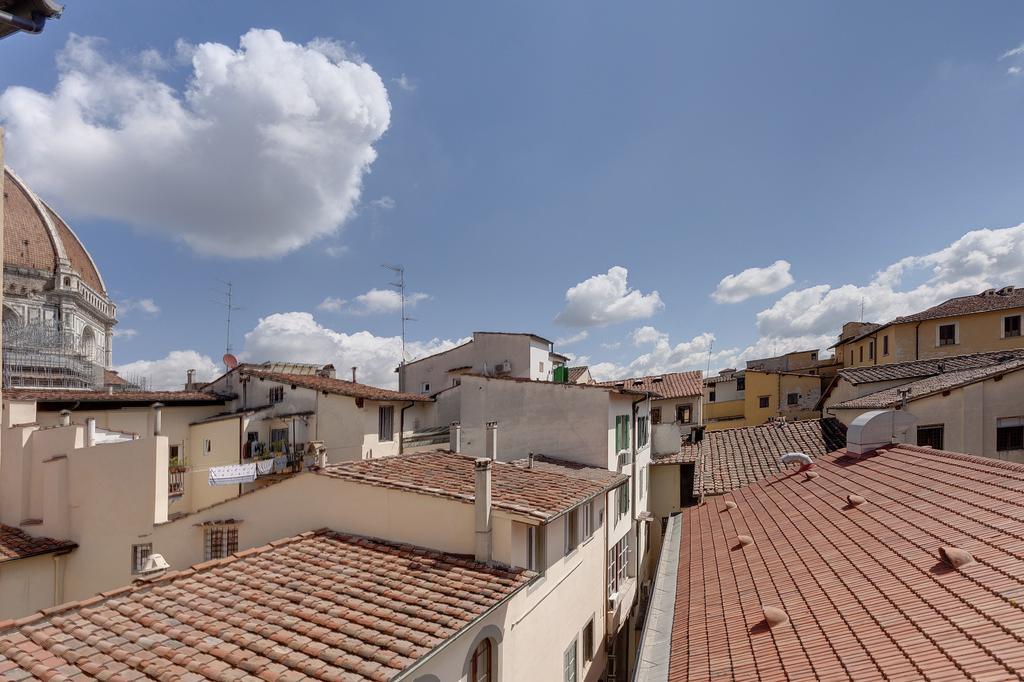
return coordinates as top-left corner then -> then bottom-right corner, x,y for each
834,287 -> 1024,369
398,331 -> 569,395
599,372 -> 704,455
704,368 -> 821,431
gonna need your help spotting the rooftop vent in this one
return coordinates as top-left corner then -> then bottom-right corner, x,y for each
846,494 -> 866,507
652,376 -> 664,383
981,288 -> 997,297
737,535 -> 754,547
762,606 -> 789,629
939,545 -> 974,569
780,452 -> 813,469
846,409 -> 917,455
724,500 -> 737,510
997,286 -> 1016,296
805,470 -> 819,480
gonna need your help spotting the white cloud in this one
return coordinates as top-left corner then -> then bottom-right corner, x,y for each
352,288 -> 429,314
555,266 -> 664,327
555,330 -> 589,346
755,223 -> 1024,340
1009,66 -> 1022,75
392,73 -> 417,91
711,260 -> 794,304
1001,43 -> 1024,60
119,298 -> 161,315
325,245 -> 350,258
0,30 -> 391,258
370,196 -> 396,210
600,341 -> 622,350
317,296 -> 347,312
631,325 -> 668,346
115,350 -> 220,390
241,312 -> 465,387
113,328 -> 138,339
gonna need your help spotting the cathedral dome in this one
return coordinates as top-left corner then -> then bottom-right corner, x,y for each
3,167 -> 106,295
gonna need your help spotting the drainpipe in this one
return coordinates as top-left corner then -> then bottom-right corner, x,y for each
485,421 -> 498,461
450,422 -> 462,453
52,553 -> 66,606
630,392 -> 648,563
915,322 -> 922,360
152,403 -> 164,437
85,418 -> 96,447
399,401 -> 415,454
474,458 -> 492,563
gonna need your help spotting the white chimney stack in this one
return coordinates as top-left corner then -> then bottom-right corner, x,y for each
152,402 -> 164,436
450,422 -> 462,453
485,421 -> 498,461
58,409 -> 71,427
86,418 -> 96,447
474,458 -> 492,563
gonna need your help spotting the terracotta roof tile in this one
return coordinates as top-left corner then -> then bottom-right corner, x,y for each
598,371 -> 703,399
242,369 -> 432,402
833,358 -> 1024,410
664,444 -> 1024,681
317,451 -> 627,520
658,418 -> 846,496
567,366 -> 590,382
838,348 -> 1024,385
0,530 -> 534,680
0,525 -> 77,564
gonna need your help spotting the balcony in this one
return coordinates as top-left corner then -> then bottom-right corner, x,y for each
168,465 -> 186,496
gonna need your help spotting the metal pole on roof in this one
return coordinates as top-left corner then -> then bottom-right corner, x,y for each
383,263 -> 416,368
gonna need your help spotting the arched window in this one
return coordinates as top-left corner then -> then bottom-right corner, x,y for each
81,327 -> 97,361
470,638 -> 492,682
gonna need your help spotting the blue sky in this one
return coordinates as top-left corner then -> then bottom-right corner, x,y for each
3,1 -> 1024,387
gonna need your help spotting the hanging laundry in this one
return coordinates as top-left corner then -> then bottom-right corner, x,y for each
208,462 -> 257,486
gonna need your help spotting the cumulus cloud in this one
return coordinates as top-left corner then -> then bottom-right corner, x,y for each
317,289 -> 429,315
0,29 -> 391,258
119,298 -> 160,315
711,260 -> 794,304
369,196 -> 396,210
555,266 -> 664,327
317,296 -> 346,312
755,224 -> 1024,340
241,312 -> 465,387
555,330 -> 589,346
115,350 -> 220,390
113,328 -> 138,340
392,74 -> 417,91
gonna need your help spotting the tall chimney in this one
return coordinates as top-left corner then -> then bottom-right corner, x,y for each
186,369 -> 195,388
152,402 -> 164,436
474,458 -> 492,563
58,409 -> 71,427
351,366 -> 357,383
450,422 -> 462,453
86,418 -> 96,447
528,452 -> 535,469
485,421 -> 498,461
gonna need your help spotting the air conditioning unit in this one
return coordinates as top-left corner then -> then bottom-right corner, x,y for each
494,361 -> 512,374
607,592 -> 619,610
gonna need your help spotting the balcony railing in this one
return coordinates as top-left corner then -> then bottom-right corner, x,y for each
168,466 -> 186,496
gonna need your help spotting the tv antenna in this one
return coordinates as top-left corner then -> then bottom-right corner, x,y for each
382,264 -> 416,363
212,280 -> 243,359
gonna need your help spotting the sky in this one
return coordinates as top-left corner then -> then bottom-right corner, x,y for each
3,2 -> 1024,388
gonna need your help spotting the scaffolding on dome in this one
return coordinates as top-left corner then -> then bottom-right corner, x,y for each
2,321 -> 105,390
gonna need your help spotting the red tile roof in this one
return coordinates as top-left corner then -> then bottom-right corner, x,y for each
466,372 -> 649,395
0,525 -> 76,564
659,418 -> 847,496
318,451 -> 627,521
567,366 -> 591,382
598,371 -> 704,399
662,444 -> 1024,681
242,369 -> 432,402
832,357 -> 1024,410
0,529 -> 534,680
838,348 -> 1024,385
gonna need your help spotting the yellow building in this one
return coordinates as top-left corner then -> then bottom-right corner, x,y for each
703,369 -> 822,431
835,286 -> 1024,368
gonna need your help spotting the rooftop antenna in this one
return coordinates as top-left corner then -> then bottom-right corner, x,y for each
382,264 -> 416,363
212,280 -> 243,364
699,338 -> 714,506
860,298 -> 865,322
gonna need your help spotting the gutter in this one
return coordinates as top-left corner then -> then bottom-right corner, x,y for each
398,401 -> 415,454
633,513 -> 682,682
394,572 -> 539,681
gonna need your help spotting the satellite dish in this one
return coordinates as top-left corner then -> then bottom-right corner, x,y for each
223,353 -> 239,369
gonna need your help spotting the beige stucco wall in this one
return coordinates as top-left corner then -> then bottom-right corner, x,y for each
648,463 -> 682,563
0,554 -> 61,620
185,416 -> 242,513
651,397 -> 699,455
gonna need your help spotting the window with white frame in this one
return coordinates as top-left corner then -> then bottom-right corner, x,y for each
582,500 -> 594,539
268,386 -> 284,404
582,617 -> 595,664
607,536 -> 630,597
131,543 -> 152,575
997,417 -> 1024,452
563,637 -> 578,682
204,525 -> 239,561
1004,315 -> 1022,338
615,484 -> 630,520
378,405 -> 394,441
614,415 -> 630,461
564,507 -> 580,554
938,323 -> 957,346
526,525 -> 543,572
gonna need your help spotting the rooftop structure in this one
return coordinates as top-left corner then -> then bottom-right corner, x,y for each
0,524 -> 75,564
598,371 -> 703,399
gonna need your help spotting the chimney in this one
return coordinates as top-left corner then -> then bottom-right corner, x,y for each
318,364 -> 336,379
351,366 -> 357,383
485,422 -> 498,460
474,458 -> 492,563
186,369 -> 196,388
58,409 -> 71,427
528,452 -> 535,469
86,418 -> 96,447
847,409 -> 917,455
152,403 -> 164,436
450,422 -> 462,453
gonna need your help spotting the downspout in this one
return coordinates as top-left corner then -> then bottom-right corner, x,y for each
237,416 -> 243,498
399,401 -> 415,454
52,552 -> 66,605
630,392 -> 648,569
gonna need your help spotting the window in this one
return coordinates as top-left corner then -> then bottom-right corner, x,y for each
676,404 -> 692,423
452,377 -> 461,387
938,323 -> 957,346
169,445 -> 180,464
204,526 -> 239,561
131,543 -> 152,575
868,341 -> 875,360
582,618 -> 595,664
470,638 -> 492,682
997,417 -> 1024,451
615,484 -> 630,519
708,390 -> 716,402
608,536 -> 630,596
421,382 -> 430,394
539,361 -> 545,373
1005,315 -> 1022,338
564,507 -> 580,554
810,351 -> 818,361
787,392 -> 799,406
270,428 -> 289,452
883,335 -> 890,355
615,415 -> 630,452
527,525 -> 544,571
203,439 -> 212,455
917,425 -> 944,450
650,407 -> 661,424
859,346 -> 864,363
736,376 -> 745,391
268,386 -> 284,404
661,516 -> 669,536
637,416 -> 649,448
758,395 -> 770,409
563,638 -> 578,682
378,406 -> 394,441
582,500 -> 594,538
